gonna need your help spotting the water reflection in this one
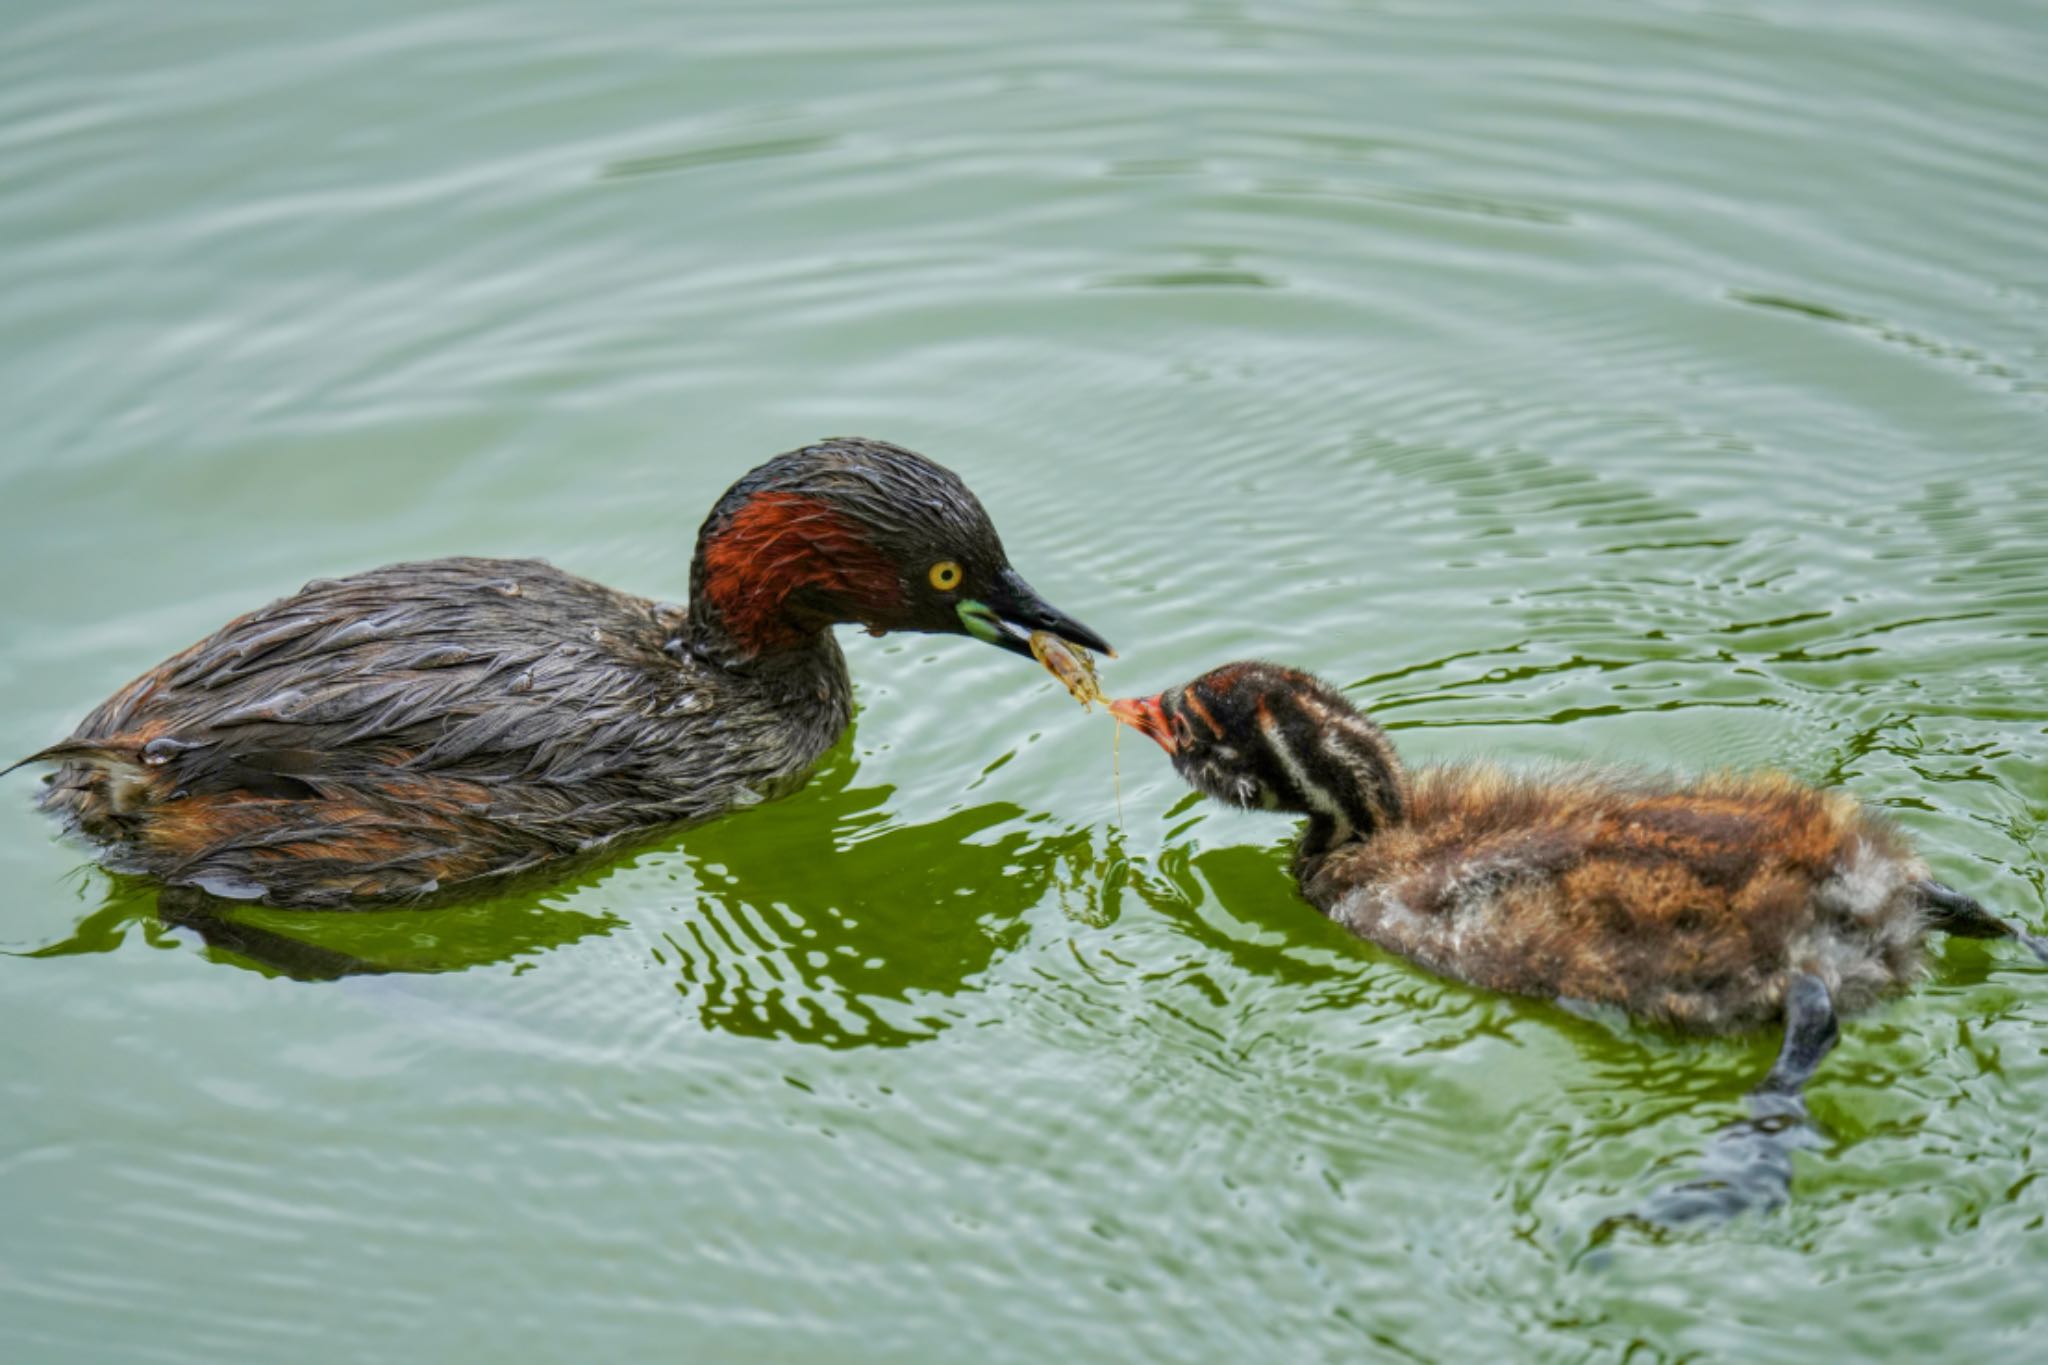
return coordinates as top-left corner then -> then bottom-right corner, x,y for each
17,871 -> 625,980
1620,1090 -> 1828,1231
8,741 -> 1131,1051
653,753 -> 1110,1050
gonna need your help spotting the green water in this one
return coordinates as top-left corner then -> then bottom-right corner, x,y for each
5,0 -> 2047,1358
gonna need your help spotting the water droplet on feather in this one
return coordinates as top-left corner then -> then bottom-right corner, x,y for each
141,736 -> 206,766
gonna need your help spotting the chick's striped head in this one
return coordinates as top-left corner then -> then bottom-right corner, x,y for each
1110,662 -> 1405,842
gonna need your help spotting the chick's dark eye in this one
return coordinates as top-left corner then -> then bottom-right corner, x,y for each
1170,712 -> 1194,746
928,560 -> 964,592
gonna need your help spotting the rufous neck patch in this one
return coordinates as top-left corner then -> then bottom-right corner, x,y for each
698,491 -> 903,654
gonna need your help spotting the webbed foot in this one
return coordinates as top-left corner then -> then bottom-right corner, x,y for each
1607,973 -> 1837,1235
1628,1091 -> 1819,1228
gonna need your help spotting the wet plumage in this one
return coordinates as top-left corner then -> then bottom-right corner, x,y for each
1112,661 -> 2045,1037
14,438 -> 1112,907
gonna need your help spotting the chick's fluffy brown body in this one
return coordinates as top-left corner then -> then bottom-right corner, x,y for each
1113,662 -> 2034,1039
1301,765 -> 1925,1033
1115,660 -> 2043,1224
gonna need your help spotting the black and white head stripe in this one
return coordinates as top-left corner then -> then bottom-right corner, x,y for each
1158,662 -> 1405,853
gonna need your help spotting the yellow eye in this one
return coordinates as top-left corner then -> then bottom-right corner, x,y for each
928,560 -> 964,592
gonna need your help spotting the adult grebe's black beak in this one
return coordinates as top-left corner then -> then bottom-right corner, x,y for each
958,567 -> 1116,661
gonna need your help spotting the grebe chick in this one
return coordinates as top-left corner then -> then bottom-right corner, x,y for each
1112,662 -> 2044,1077
12,438 -> 1112,908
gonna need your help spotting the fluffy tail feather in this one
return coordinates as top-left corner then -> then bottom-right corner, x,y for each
1915,880 -> 2048,963
3,738 -> 136,777
1,743 -> 79,781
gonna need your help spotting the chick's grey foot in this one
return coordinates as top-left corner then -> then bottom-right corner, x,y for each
1627,1091 -> 1821,1228
1760,971 -> 1840,1096
1619,973 -> 1838,1232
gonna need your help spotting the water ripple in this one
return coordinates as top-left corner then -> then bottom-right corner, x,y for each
6,1 -> 2048,1360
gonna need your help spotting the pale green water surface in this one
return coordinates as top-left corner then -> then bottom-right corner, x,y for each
4,1 -> 2047,1359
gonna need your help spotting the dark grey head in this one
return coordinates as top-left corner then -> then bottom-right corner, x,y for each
688,437 -> 1113,661
1110,661 -> 1405,853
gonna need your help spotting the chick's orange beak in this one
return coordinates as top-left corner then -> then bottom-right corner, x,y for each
1108,694 -> 1176,754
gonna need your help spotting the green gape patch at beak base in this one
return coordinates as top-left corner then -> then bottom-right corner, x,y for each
956,599 -> 1007,646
